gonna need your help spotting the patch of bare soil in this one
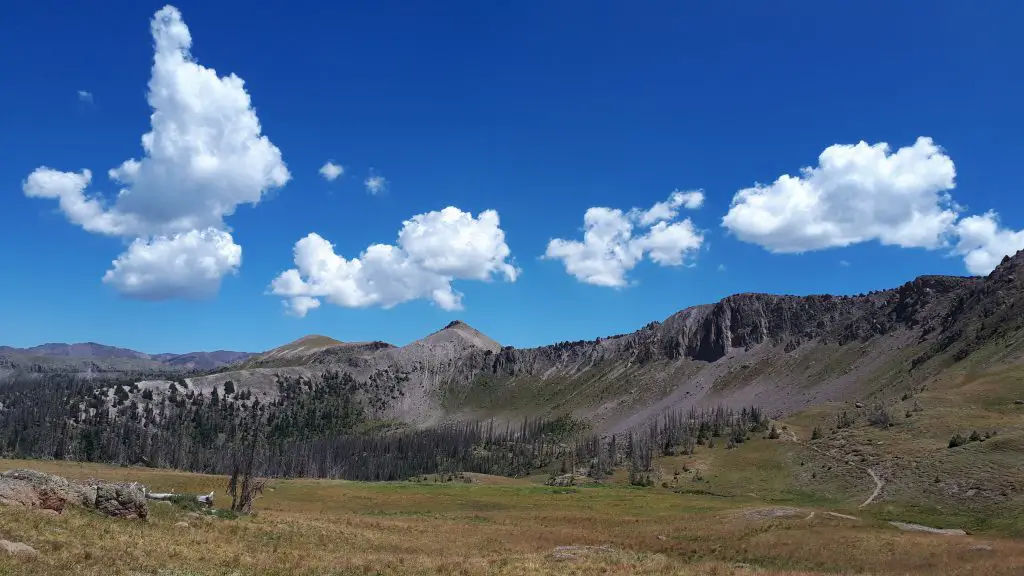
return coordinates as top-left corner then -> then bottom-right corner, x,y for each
549,545 -> 615,561
738,507 -> 804,520
889,521 -> 967,536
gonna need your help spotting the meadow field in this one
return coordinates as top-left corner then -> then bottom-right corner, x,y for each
0,428 -> 1021,576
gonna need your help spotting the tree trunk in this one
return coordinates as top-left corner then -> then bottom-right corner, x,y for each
145,491 -> 214,507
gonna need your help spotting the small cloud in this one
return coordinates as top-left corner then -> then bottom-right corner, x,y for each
319,161 -> 343,181
77,90 -> 94,103
839,260 -> 850,267
717,264 -> 727,272
543,191 -> 705,287
365,169 -> 388,195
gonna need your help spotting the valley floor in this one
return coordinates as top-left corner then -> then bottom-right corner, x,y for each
0,455 -> 1021,576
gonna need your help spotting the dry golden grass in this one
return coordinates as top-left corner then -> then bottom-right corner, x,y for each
0,458 -> 1021,575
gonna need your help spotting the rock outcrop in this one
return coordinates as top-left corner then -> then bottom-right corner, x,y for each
0,469 -> 147,519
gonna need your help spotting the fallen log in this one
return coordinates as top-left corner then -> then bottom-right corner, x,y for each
144,491 -> 214,507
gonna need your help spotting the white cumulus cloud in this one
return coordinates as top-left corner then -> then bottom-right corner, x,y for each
953,212 -> 1024,275
722,137 -> 958,253
633,189 -> 704,226
22,5 -> 288,300
271,207 -> 518,316
721,136 -> 1024,275
102,228 -> 242,299
544,191 -> 705,287
319,161 -> 344,181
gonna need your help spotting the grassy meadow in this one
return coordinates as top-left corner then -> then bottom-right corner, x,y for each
0,439 -> 1021,575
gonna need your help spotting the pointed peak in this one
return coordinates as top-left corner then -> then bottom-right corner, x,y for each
415,320 -> 501,352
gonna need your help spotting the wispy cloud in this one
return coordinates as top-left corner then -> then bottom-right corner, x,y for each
77,90 -> 94,103
839,259 -> 850,267
365,169 -> 388,195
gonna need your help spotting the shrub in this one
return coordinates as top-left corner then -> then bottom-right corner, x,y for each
948,433 -> 968,448
969,430 -> 982,443
811,426 -> 823,441
730,426 -> 747,445
836,411 -> 855,429
867,404 -> 894,428
766,424 -> 781,440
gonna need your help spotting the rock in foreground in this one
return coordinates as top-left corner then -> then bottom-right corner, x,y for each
0,469 -> 147,519
0,539 -> 38,557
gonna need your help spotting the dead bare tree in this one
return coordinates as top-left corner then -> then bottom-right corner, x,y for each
227,415 -> 265,515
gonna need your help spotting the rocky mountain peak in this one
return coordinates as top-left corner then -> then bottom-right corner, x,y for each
414,320 -> 501,353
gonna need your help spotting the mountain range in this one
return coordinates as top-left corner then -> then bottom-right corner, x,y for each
5,250 -> 1024,433
0,343 -> 255,371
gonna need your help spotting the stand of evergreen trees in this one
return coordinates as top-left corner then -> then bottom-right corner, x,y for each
0,371 -> 767,482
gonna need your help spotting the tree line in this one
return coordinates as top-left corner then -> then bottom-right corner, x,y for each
0,371 -> 767,482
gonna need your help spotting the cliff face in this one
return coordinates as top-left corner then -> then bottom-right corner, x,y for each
481,273 -> 980,380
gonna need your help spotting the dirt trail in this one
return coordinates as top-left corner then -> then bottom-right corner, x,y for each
783,427 -> 884,508
860,468 -> 884,508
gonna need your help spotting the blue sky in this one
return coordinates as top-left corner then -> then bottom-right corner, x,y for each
3,1 -> 1024,354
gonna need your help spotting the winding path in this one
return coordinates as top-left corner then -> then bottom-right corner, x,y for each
783,427 -> 884,508
860,468 -> 884,508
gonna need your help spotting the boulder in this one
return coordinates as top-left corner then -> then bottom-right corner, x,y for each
0,540 -> 38,557
0,469 -> 147,520
95,484 -> 148,520
0,470 -> 92,512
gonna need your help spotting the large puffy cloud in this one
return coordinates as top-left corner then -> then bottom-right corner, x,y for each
544,190 -> 705,287
953,212 -> 1024,275
22,5 -> 288,299
271,207 -> 518,316
722,137 -> 958,253
722,136 -> 1024,276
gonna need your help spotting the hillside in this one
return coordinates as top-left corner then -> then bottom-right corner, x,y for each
187,251 -> 1024,434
